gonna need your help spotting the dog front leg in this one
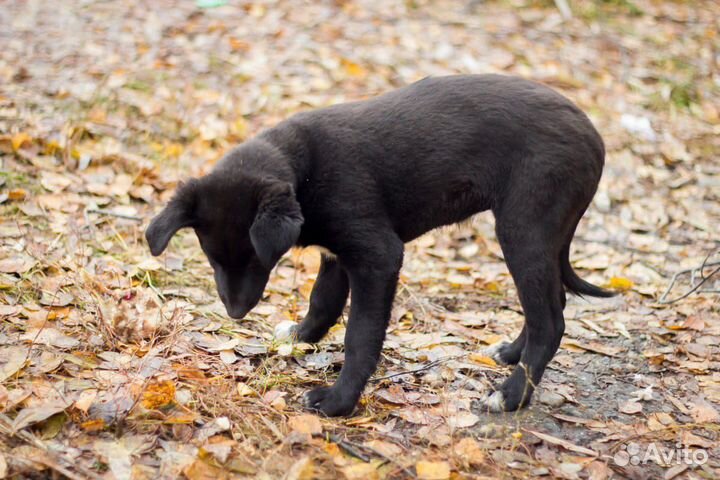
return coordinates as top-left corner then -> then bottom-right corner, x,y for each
294,255 -> 349,343
304,242 -> 403,416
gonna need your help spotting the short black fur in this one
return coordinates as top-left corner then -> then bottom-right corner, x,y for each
146,74 -> 614,416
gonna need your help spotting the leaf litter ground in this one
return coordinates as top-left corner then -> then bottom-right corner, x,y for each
0,0 -> 719,479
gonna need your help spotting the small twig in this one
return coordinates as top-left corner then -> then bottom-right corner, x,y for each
87,208 -> 143,222
370,354 -> 466,383
658,248 -> 720,304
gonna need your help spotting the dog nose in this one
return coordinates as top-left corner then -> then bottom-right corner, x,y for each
226,305 -> 249,320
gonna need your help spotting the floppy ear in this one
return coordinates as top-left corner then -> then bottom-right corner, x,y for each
250,180 -> 303,269
145,182 -> 197,256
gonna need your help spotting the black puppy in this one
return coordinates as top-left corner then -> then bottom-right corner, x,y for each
146,74 -> 613,417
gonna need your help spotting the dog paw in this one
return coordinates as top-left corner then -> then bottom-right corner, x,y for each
480,390 -> 506,413
303,386 -> 356,417
483,341 -> 522,366
273,321 -> 298,341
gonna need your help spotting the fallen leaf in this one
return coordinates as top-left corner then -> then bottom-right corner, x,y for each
94,435 -> 154,480
142,380 -> 176,409
195,417 -> 230,441
689,399 -> 720,423
0,255 -> 35,274
288,414 -> 322,435
341,463 -> 380,480
446,411 -> 480,429
416,460 -> 450,480
469,353 -> 498,367
12,400 -> 72,432
562,340 -> 621,357
0,347 -> 28,382
20,328 -> 79,349
524,430 -> 597,456
619,400 -> 643,415
608,276 -> 634,291
453,437 -> 485,467
286,456 -> 315,480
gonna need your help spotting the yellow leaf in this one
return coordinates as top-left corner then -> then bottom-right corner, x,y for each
142,380 -> 176,409
469,353 -> 498,367
416,460 -> 450,480
11,132 -> 31,151
608,276 -> 633,291
341,58 -> 367,78
164,142 -> 184,158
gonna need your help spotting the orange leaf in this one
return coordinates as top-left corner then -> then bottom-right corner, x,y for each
142,380 -> 176,409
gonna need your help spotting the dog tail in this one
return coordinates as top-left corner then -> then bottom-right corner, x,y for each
560,244 -> 615,298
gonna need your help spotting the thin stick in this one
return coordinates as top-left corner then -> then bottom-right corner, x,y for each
659,248 -> 720,304
370,354 -> 465,383
87,208 -> 143,222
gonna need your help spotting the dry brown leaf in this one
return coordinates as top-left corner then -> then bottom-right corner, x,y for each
286,456 -> 316,480
689,399 -> 720,423
562,340 -> 621,357
0,347 -> 28,382
288,414 -> 322,435
12,400 -> 71,432
453,437 -> 485,467
416,460 -> 451,480
20,328 -> 79,349
619,400 -> 643,415
524,430 -> 597,457
0,255 -> 35,274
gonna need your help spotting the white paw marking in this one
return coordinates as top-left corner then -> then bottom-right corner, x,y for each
273,320 -> 298,341
482,391 -> 506,413
482,341 -> 511,365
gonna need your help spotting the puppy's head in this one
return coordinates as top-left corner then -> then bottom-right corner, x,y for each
145,173 -> 303,319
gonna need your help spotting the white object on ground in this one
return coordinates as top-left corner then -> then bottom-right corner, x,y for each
620,113 -> 657,142
274,320 -> 298,341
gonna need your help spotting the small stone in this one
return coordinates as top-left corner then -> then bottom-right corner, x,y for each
539,390 -> 565,408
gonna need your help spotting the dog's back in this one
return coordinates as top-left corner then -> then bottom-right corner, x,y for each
275,74 -> 604,242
